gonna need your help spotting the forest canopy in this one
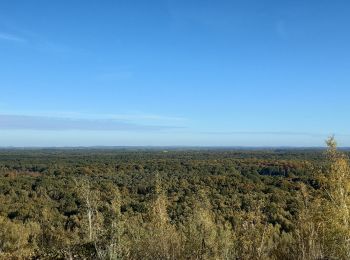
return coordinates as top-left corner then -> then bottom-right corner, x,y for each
0,139 -> 350,259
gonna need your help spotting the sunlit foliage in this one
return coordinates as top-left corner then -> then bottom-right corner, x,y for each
0,144 -> 349,259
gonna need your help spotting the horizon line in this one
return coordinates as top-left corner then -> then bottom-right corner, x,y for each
1,145 -> 349,149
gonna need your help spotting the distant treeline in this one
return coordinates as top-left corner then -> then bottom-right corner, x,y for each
0,139 -> 349,259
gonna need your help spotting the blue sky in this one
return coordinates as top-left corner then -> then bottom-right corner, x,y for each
0,0 -> 350,147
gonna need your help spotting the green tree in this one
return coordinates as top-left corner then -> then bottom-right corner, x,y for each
321,136 -> 350,258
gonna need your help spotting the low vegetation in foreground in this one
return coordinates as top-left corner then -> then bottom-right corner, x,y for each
0,138 -> 350,259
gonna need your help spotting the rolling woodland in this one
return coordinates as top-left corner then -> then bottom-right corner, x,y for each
0,137 -> 349,259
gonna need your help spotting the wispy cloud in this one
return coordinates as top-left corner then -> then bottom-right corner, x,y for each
0,28 -> 82,55
0,114 -> 183,131
1,110 -> 187,123
200,131 -> 350,138
97,71 -> 133,81
103,113 -> 186,122
0,32 -> 26,43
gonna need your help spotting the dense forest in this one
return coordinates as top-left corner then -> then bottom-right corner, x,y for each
0,138 -> 350,259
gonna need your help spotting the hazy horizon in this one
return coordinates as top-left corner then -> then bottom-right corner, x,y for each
1,144 -> 349,149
